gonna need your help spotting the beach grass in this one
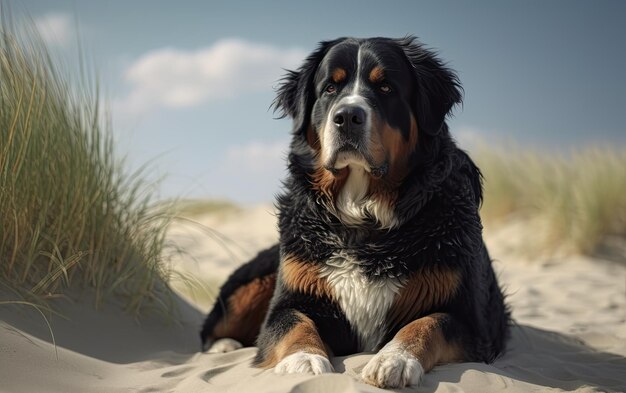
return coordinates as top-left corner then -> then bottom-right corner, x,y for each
0,12 -> 177,314
475,144 -> 626,255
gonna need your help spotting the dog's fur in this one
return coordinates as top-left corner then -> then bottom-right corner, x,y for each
200,36 -> 510,388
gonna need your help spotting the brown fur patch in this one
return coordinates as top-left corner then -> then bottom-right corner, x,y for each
306,125 -> 320,150
369,66 -> 385,83
367,114 -> 419,206
257,311 -> 329,368
281,254 -> 334,299
380,114 -> 418,179
393,313 -> 463,372
310,166 -> 348,200
332,68 -> 347,83
368,114 -> 417,168
212,274 -> 277,346
386,267 -> 461,329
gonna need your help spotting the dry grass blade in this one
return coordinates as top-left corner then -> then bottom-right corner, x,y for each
0,9 -> 179,316
474,143 -> 626,256
0,300 -> 58,360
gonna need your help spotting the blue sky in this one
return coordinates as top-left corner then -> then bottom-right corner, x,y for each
17,0 -> 626,203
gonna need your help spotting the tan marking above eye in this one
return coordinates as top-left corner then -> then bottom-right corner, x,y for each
369,66 -> 385,83
332,68 -> 347,83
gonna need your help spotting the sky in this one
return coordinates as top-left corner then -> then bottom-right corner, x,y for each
13,0 -> 626,203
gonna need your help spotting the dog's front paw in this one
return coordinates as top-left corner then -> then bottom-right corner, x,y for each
206,338 -> 243,353
274,351 -> 334,375
361,344 -> 424,388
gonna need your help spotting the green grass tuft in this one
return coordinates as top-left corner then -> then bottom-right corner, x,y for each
475,144 -> 626,255
0,11 -> 177,314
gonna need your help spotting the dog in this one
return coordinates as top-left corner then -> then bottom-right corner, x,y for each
200,36 -> 510,388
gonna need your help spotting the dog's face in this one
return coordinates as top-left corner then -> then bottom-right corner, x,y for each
275,37 -> 462,227
311,40 -> 418,181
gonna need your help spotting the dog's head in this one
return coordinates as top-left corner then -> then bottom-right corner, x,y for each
275,37 -> 462,228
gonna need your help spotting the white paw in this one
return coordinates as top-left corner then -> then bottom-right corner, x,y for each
274,351 -> 334,375
207,338 -> 243,353
361,343 -> 424,388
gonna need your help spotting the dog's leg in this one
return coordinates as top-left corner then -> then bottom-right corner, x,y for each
202,272 -> 276,352
201,245 -> 280,351
361,313 -> 464,388
254,309 -> 333,375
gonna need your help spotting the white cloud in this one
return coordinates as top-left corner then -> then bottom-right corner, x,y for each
208,140 -> 289,202
33,12 -> 73,47
223,139 -> 289,174
454,126 -> 484,144
116,39 -> 306,114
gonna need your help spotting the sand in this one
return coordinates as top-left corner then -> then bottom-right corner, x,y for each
1,204 -> 625,393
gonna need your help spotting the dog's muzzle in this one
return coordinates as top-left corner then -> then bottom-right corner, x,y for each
332,103 -> 367,144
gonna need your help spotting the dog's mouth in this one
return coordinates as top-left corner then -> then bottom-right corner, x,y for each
324,146 -> 388,178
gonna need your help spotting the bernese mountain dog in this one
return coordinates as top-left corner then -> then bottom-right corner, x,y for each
200,36 -> 510,389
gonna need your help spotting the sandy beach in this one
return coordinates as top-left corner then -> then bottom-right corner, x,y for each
1,204 -> 625,393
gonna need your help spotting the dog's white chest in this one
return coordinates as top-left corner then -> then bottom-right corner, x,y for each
320,254 -> 404,351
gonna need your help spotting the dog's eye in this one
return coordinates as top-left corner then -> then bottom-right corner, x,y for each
325,84 -> 337,94
379,84 -> 392,94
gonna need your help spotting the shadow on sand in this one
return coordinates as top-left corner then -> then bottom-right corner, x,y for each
408,324 -> 626,392
0,289 -> 204,364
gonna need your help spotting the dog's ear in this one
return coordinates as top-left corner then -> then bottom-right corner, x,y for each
396,36 -> 462,136
272,39 -> 342,136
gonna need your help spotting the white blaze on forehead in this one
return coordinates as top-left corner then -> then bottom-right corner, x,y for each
353,45 -> 362,95
341,94 -> 369,108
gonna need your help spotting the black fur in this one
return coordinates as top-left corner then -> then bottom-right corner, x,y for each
201,36 -> 509,370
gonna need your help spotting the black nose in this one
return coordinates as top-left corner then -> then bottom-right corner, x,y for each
333,105 -> 366,131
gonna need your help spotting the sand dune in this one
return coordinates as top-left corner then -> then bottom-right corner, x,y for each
1,205 -> 625,393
